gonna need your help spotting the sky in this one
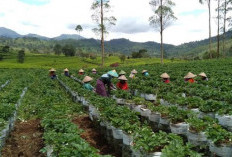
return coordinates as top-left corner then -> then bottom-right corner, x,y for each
0,0 -> 222,45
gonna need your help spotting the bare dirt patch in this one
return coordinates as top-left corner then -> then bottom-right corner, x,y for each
1,119 -> 45,157
72,115 -> 120,157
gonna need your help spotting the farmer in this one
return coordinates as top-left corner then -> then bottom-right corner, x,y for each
49,68 -> 56,79
198,72 -> 208,81
119,70 -> 126,77
142,70 -> 149,76
96,70 -> 118,97
160,73 -> 170,83
64,68 -> 70,77
79,69 -> 85,75
129,69 -> 137,79
92,68 -> 97,74
83,76 -> 94,91
184,72 -> 196,83
117,75 -> 129,90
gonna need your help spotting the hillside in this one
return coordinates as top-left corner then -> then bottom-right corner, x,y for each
0,27 -> 232,57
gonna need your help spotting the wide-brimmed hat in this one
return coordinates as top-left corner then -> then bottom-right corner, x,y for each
119,70 -> 126,75
83,76 -> 93,83
131,69 -> 137,74
184,72 -> 196,79
107,70 -> 118,77
199,72 -> 207,77
142,70 -> 148,73
79,69 -> 84,73
92,68 -> 97,72
49,68 -> 56,72
118,75 -> 128,81
64,68 -> 69,72
160,73 -> 170,78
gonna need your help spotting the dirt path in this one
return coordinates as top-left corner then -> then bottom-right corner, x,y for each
72,115 -> 120,157
1,119 -> 45,157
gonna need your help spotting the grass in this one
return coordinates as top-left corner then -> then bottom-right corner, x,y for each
0,53 -> 184,69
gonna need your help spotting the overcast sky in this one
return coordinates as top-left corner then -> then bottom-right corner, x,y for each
0,0 -> 222,45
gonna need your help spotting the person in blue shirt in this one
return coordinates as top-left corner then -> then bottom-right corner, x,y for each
64,68 -> 70,77
49,68 -> 57,79
83,76 -> 94,91
142,70 -> 149,76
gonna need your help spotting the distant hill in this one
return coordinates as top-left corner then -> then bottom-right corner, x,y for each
0,27 -> 22,38
0,27 -> 85,40
53,34 -> 85,40
24,33 -> 50,40
168,31 -> 232,57
0,27 -> 231,57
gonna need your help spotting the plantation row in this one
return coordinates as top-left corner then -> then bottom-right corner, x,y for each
0,70 -> 114,156
58,74 -> 202,156
56,58 -> 232,156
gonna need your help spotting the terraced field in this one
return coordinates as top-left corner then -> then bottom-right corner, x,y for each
1,58 -> 232,157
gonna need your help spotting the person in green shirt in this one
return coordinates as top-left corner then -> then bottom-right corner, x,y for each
83,76 -> 94,91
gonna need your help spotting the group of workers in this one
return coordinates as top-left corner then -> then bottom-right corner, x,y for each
48,68 -> 208,97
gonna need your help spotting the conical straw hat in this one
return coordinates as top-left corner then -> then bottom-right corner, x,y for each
107,70 -> 118,77
199,72 -> 207,77
184,72 -> 196,79
118,75 -> 128,81
49,68 -> 56,72
160,73 -> 170,78
92,68 -> 97,72
142,70 -> 147,73
131,69 -> 137,74
79,69 -> 84,73
83,76 -> 93,83
119,70 -> 126,75
64,68 -> 69,72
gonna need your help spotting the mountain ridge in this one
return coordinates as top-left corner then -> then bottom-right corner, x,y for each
0,27 -> 231,57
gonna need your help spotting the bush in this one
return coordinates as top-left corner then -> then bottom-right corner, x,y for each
18,49 -> 25,63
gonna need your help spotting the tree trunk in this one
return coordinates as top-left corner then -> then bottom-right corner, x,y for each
223,0 -> 227,57
101,0 -> 104,67
208,0 -> 212,59
217,0 -> 220,58
160,0 -> 164,64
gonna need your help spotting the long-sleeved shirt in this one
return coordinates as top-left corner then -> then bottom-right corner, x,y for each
83,83 -> 94,91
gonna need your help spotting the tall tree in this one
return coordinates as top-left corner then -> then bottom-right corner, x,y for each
220,0 -> 232,57
75,25 -> 83,35
199,0 -> 212,58
149,0 -> 177,64
216,0 -> 221,58
91,0 -> 116,67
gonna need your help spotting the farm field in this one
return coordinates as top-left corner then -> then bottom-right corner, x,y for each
0,58 -> 232,157
0,53 -> 183,69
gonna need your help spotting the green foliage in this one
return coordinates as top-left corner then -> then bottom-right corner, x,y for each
131,49 -> 149,58
18,49 -> 25,63
206,123 -> 232,145
53,44 -> 62,55
62,44 -> 76,56
161,139 -> 202,157
119,54 -> 126,63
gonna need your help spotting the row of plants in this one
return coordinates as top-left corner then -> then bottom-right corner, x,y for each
16,70 -> 106,157
59,74 -> 202,156
0,70 -> 31,152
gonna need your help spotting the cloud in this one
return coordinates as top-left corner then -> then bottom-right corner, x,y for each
18,0 -> 50,6
112,18 -> 152,34
0,0 -> 220,45
180,9 -> 206,16
21,21 -> 39,27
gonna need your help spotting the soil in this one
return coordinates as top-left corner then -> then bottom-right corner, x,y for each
1,119 -> 45,157
72,115 -> 120,157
